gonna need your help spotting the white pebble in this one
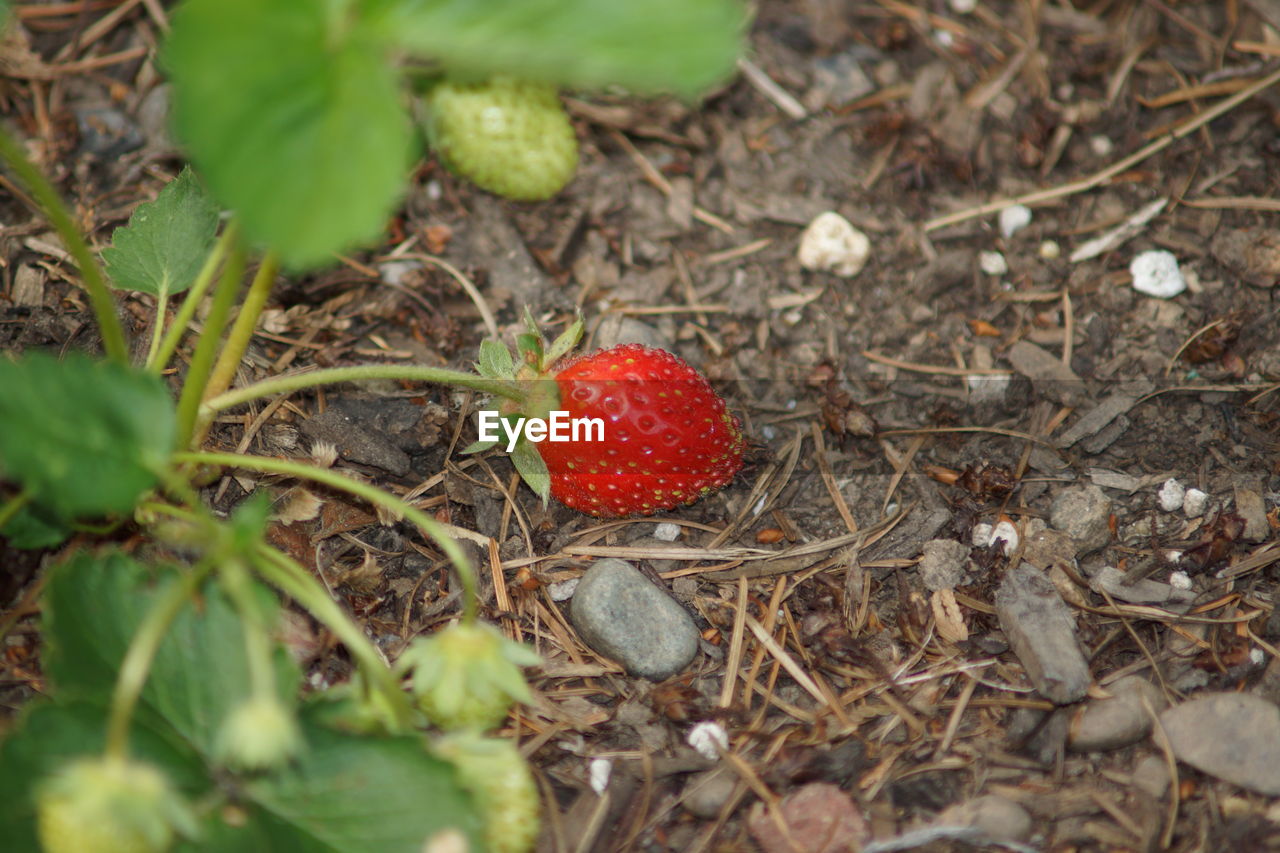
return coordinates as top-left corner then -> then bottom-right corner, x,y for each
548,578 -> 580,602
948,0 -> 976,11
1157,478 -> 1186,513
687,721 -> 729,760
979,251 -> 1008,276
1039,240 -> 1061,260
990,519 -> 1020,556
797,212 -> 870,277
1089,135 -> 1114,157
1130,250 -> 1186,298
1168,570 -> 1193,590
653,522 -> 681,542
589,758 -> 613,795
971,523 -> 994,548
999,204 -> 1032,238
1183,488 -> 1209,518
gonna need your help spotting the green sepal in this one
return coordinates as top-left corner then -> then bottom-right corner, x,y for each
477,339 -> 515,379
508,438 -> 549,505
544,316 -> 585,365
461,438 -> 499,455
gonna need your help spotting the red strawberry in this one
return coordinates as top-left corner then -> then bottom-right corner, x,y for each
536,344 -> 745,517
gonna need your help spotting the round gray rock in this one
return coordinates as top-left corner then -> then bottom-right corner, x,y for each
1049,484 -> 1113,554
918,538 -> 969,591
1069,676 -> 1165,752
570,558 -> 699,680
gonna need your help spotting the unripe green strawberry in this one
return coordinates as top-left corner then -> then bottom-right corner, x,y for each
433,732 -> 539,853
36,756 -> 195,853
398,620 -> 541,732
214,694 -> 304,771
425,76 -> 578,201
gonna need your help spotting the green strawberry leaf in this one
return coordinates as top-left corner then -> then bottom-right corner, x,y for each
509,438 -> 550,504
0,502 -> 70,549
101,167 -> 220,297
43,550 -> 299,758
195,709 -> 481,852
375,0 -> 744,97
476,339 -> 515,379
164,0 -> 413,268
0,351 -> 175,522
460,438 -> 498,455
0,701 -> 208,852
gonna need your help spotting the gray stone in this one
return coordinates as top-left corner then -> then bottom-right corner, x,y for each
570,559 -> 699,680
938,794 -> 1032,843
1049,484 -> 1113,554
592,314 -> 673,352
682,766 -> 737,819
995,562 -> 1090,704
299,404 -> 411,476
1069,676 -> 1165,751
917,539 -> 969,591
1021,528 -> 1077,571
1235,486 -> 1270,542
1007,340 -> 1086,407
627,535 -> 683,575
1132,754 -> 1172,799
1089,566 -> 1196,611
1160,692 -> 1280,795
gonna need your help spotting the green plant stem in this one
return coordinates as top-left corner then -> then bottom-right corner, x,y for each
199,251 -> 281,427
172,450 -> 479,624
251,544 -> 413,730
0,127 -> 128,364
174,241 -> 247,448
220,558 -> 277,700
0,488 -> 32,530
144,291 -> 170,368
105,562 -> 214,760
148,223 -> 238,373
202,365 -> 525,416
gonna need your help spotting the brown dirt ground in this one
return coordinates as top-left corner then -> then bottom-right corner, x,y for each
8,1 -> 1280,850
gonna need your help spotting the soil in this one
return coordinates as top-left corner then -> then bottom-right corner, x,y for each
7,1 -> 1280,851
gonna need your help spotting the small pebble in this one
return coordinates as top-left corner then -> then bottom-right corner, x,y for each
548,578 -> 579,602
1049,484 -> 1113,554
971,523 -> 994,549
918,539 -> 970,591
1157,478 -> 1186,512
1132,754 -> 1171,798
1168,571 -> 1193,590
747,783 -> 870,853
979,250 -> 1008,275
653,522 -> 681,542
995,562 -> 1091,704
1039,240 -> 1061,259
682,766 -> 736,819
687,721 -> 728,760
948,0 -> 977,12
999,205 -> 1032,238
797,212 -> 870,277
990,519 -> 1020,556
1183,488 -> 1209,517
589,758 -> 612,794
938,794 -> 1032,843
570,559 -> 699,680
1090,135 -> 1114,157
1130,250 -> 1186,298
1068,676 -> 1165,752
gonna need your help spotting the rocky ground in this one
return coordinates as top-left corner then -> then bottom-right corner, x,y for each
8,1 -> 1280,850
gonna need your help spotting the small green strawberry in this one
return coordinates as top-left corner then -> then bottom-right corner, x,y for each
35,756 -> 196,853
398,620 -> 541,732
424,76 -> 579,201
214,694 -> 304,771
433,731 -> 539,853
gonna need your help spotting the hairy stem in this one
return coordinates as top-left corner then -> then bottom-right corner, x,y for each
0,127 -> 128,364
198,252 -> 281,441
148,223 -> 238,373
202,364 -> 525,416
174,241 -> 246,448
105,563 -> 213,760
173,450 -> 479,624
